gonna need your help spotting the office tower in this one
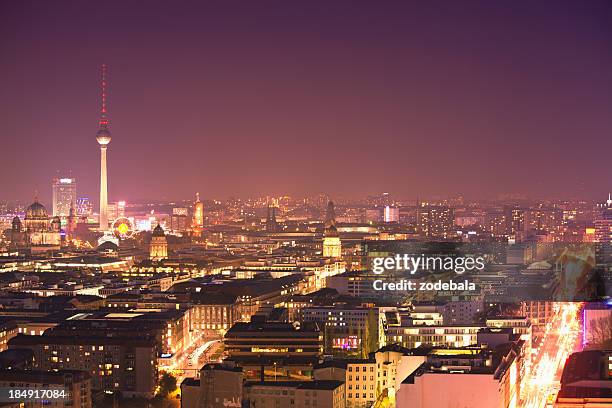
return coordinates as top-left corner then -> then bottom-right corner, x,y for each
504,206 -> 524,235
595,194 -> 612,244
76,197 -> 93,217
51,177 -> 76,217
418,205 -> 455,238
117,200 -> 125,218
383,205 -> 400,223
96,64 -> 111,231
107,201 -> 125,222
171,207 -> 189,232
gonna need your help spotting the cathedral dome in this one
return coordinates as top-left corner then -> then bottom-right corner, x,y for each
25,201 -> 49,220
152,224 -> 165,237
324,224 -> 339,238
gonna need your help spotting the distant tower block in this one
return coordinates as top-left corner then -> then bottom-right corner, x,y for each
150,224 -> 168,260
96,64 -> 111,231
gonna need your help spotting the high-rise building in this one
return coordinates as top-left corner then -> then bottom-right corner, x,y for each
107,200 -> 125,222
504,206 -> 524,236
76,197 -> 93,217
51,177 -> 76,217
383,205 -> 400,223
418,205 -> 455,239
595,194 -> 612,244
171,207 -> 189,233
96,64 -> 111,231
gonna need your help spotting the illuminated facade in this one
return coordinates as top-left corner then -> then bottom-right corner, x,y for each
51,177 -> 76,217
9,334 -> 157,398
149,224 -> 168,260
323,201 -> 342,258
323,225 -> 342,258
224,320 -> 323,380
418,205 -> 455,239
193,192 -> 204,230
396,344 -> 523,408
595,194 -> 612,244
22,200 -> 61,246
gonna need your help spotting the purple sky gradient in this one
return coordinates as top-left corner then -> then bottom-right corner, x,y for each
1,1 -> 611,205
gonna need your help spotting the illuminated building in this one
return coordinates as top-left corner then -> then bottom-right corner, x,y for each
22,200 -> 61,247
223,319 -> 323,380
364,208 -> 381,223
95,64 -> 111,231
301,306 -> 378,354
486,316 -> 532,361
50,310 -> 190,362
181,362 -> 244,408
323,225 -> 342,258
266,203 -> 279,232
190,293 -> 242,337
418,205 -> 454,239
107,200 -> 126,221
171,207 -> 189,232
396,338 -> 524,408
243,380 -> 345,408
556,350 -> 612,407
192,192 -> 204,230
582,303 -> 612,347
504,206 -> 524,236
314,358 -> 377,408
595,193 -> 612,244
149,224 -> 168,260
51,176 -> 76,217
323,201 -> 341,258
6,216 -> 27,249
76,197 -> 93,217
66,202 -> 78,240
383,206 -> 399,223
9,334 -> 157,398
0,370 -> 92,408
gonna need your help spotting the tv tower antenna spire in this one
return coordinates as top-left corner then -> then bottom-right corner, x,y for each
96,64 -> 112,231
99,64 -> 109,128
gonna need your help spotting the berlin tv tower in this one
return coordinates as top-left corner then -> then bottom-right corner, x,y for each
96,64 -> 111,231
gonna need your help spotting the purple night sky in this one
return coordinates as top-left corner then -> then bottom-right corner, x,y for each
1,1 -> 611,204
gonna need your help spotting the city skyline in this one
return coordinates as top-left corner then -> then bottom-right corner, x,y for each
1,1 -> 612,203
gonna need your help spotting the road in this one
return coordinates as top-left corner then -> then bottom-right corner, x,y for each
162,336 -> 223,386
521,302 -> 582,408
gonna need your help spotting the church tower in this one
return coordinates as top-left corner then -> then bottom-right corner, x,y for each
150,224 -> 168,260
192,192 -> 204,234
323,200 -> 341,258
266,203 -> 278,232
